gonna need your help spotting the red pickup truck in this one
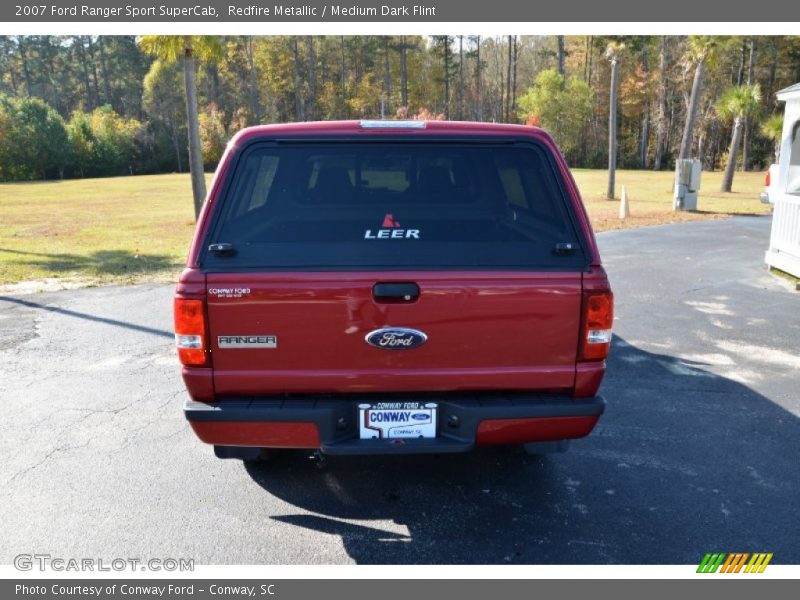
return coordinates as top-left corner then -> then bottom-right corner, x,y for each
175,120 -> 612,461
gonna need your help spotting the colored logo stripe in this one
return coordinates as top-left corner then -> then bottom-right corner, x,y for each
744,553 -> 773,573
697,553 -> 726,573
697,552 -> 773,573
720,553 -> 749,573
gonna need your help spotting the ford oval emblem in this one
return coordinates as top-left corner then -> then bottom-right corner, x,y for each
365,327 -> 428,350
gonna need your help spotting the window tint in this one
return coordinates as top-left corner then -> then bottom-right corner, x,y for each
206,142 -> 586,270
228,154 -> 279,217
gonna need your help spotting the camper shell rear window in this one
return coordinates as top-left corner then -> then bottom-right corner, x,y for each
202,140 -> 588,270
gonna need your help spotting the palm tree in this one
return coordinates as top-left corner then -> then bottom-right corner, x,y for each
653,36 -> 668,170
678,36 -> 718,161
761,114 -> 784,164
605,42 -> 624,199
138,36 -> 222,220
718,84 -> 762,193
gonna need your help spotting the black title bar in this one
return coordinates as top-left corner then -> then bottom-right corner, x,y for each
3,579 -> 798,600
4,0 -> 799,22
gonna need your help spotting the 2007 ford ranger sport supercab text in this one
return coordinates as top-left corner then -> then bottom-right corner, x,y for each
175,120 -> 613,461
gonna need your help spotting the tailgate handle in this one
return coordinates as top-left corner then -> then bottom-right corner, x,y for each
373,282 -> 420,303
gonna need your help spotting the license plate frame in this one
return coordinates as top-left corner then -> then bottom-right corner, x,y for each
358,402 -> 438,440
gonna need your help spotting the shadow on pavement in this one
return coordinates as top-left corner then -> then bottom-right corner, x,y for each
244,335 -> 800,564
0,295 -> 173,339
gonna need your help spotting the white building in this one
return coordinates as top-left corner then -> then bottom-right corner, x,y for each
765,83 -> 800,278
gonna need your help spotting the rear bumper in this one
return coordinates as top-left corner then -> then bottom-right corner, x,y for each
184,393 -> 605,455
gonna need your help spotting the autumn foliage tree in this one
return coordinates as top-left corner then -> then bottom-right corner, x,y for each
518,69 -> 592,161
138,35 -> 222,219
2,34 -> 800,186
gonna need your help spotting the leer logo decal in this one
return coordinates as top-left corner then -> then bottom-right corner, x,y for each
382,213 -> 400,228
364,213 -> 420,240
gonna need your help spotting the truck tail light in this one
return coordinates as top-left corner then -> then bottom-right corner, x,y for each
765,170 -> 771,187
174,298 -> 209,367
579,290 -> 614,361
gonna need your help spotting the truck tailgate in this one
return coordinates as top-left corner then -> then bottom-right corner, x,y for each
207,271 -> 581,394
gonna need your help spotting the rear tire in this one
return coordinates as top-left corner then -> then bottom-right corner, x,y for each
522,440 -> 570,456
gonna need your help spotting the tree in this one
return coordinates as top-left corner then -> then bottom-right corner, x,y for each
0,95 -> 68,180
253,37 -> 299,122
432,36 -> 454,118
73,36 -> 95,110
347,71 -> 381,117
138,35 -> 222,219
0,94 -> 17,179
340,36 -> 347,108
382,37 -> 392,118
556,36 -> 565,76
741,37 -> 756,171
518,69 -> 593,159
307,36 -> 317,120
16,36 -> 34,97
653,36 -> 669,170
4,34 -> 800,181
470,35 -> 483,120
290,37 -> 303,120
88,105 -> 141,175
638,37 -> 650,168
19,97 -> 69,179
511,37 -> 518,118
199,103 -> 228,166
678,36 -> 719,160
142,59 -> 186,173
66,110 -> 95,177
717,84 -> 761,192
64,105 -> 141,178
241,36 -> 262,123
398,36 -> 409,109
606,42 -> 624,199
457,35 -> 464,119
506,36 -> 513,121
97,36 -> 112,105
761,113 -> 783,164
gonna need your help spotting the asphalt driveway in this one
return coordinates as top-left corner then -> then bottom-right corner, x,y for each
1,215 -> 798,564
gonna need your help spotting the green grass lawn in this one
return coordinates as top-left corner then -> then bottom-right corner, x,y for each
0,173 -> 210,288
0,169 -> 769,288
572,168 -> 770,232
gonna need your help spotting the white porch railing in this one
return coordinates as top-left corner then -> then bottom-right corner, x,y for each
765,194 -> 800,278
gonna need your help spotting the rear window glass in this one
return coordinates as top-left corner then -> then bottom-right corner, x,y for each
204,142 -> 586,270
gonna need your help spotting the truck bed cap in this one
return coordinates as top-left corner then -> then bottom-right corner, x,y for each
230,120 -> 551,146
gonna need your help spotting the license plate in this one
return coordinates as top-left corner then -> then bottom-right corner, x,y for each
358,402 -> 438,440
